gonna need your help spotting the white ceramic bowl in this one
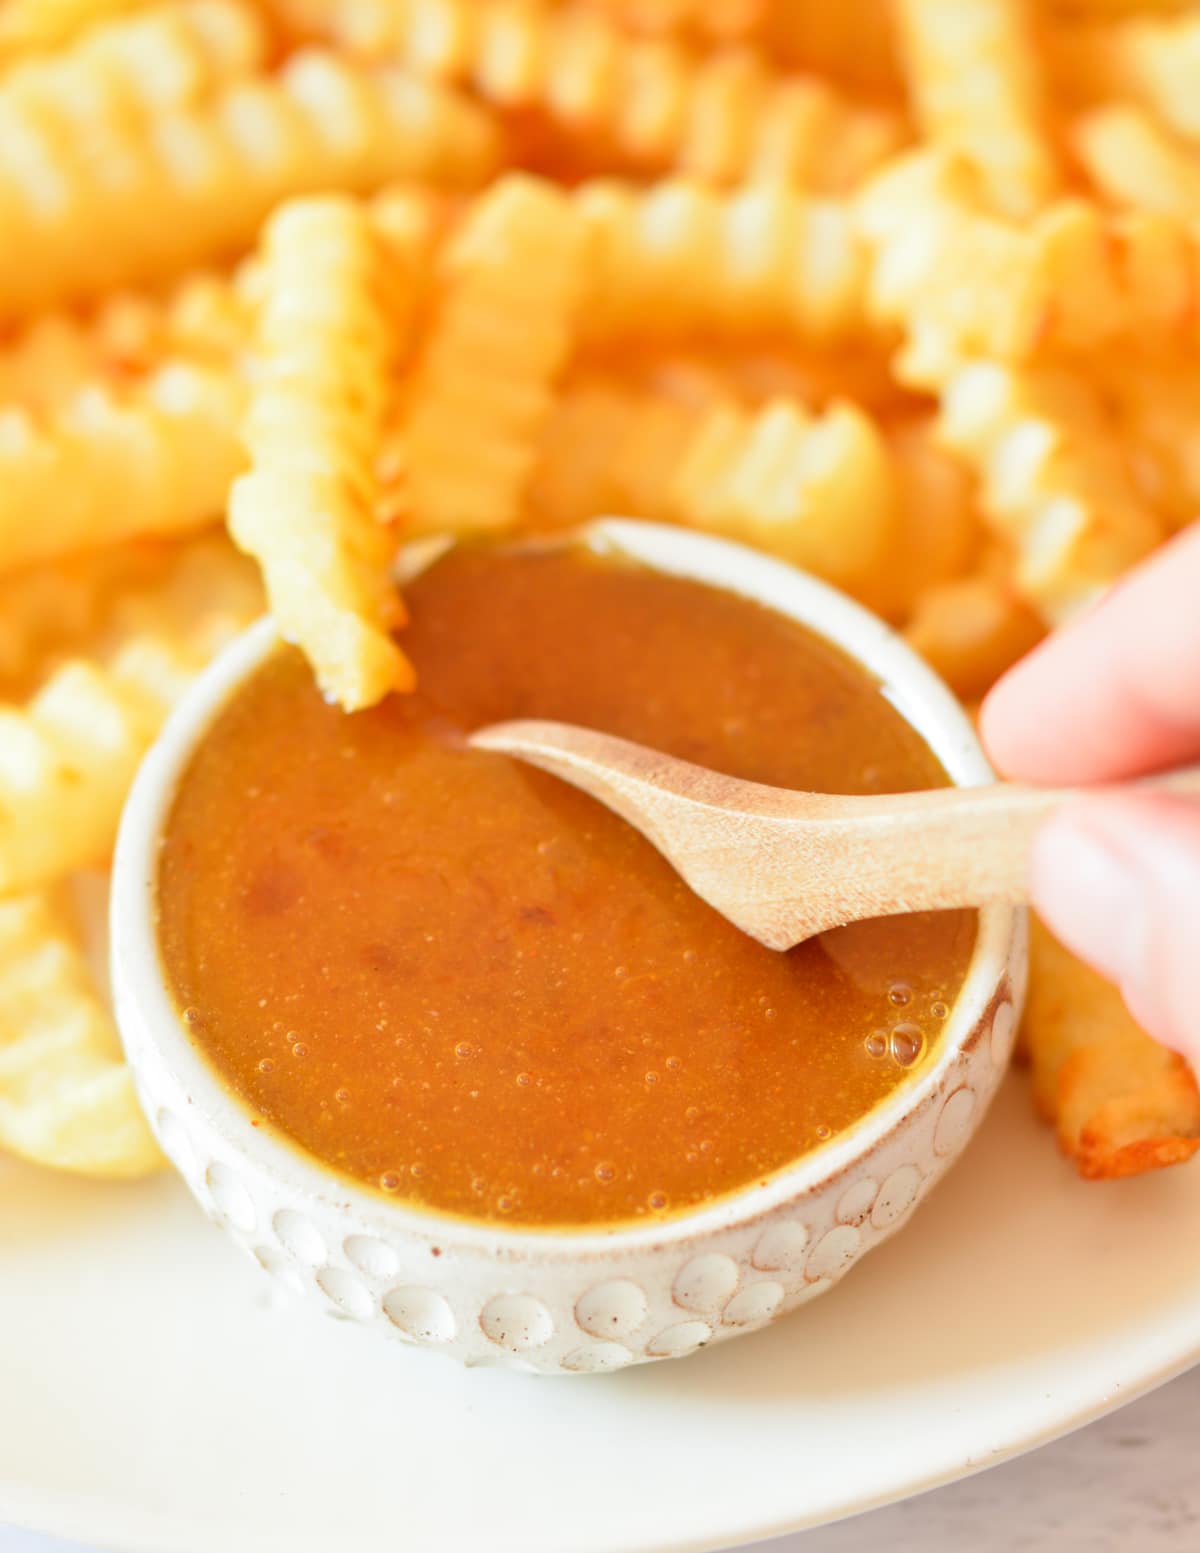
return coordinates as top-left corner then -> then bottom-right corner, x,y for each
111,519 -> 1028,1374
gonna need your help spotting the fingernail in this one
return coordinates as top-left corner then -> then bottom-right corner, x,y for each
1030,814 -> 1149,987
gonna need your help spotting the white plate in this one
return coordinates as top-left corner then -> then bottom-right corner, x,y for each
4,1076 -> 1200,1553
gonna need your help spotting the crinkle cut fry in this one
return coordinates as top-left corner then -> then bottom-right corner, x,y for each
229,195 -> 412,711
1044,9 -> 1200,142
259,0 -> 905,191
0,363 -> 244,574
0,49 -> 500,318
1072,103 -> 1200,218
0,535 -> 262,893
934,360 -> 1164,624
576,179 -> 871,346
0,185 -> 450,413
529,374 -> 895,591
894,0 -> 1058,218
856,149 -> 1200,371
1022,916 -> 1200,1180
399,174 -> 587,537
0,0 -> 267,121
567,0 -> 766,41
0,0 -> 143,58
0,888 -> 161,1177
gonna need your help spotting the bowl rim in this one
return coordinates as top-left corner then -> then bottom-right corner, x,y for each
110,518 -> 1019,1258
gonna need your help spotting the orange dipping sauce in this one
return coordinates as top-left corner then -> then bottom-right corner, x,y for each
158,542 -> 975,1230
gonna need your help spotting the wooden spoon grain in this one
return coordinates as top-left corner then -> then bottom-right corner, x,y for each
470,720 -> 1200,950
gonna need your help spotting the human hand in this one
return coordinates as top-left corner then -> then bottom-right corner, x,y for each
980,522 -> 1200,1060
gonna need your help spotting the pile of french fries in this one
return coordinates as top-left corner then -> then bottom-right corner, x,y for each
1,0 -> 1197,1185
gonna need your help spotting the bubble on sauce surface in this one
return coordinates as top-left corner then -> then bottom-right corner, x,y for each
864,1031 -> 887,1058
889,1023 -> 924,1067
888,982 -> 912,1007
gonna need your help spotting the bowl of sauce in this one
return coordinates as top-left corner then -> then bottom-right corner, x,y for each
111,520 -> 1026,1372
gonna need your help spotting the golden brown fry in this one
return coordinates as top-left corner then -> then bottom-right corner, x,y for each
856,416 -> 983,623
262,0 -> 905,191
0,535 -> 260,892
894,0 -> 1058,217
578,179 -> 871,345
399,174 -> 587,536
1102,358 -> 1200,529
935,360 -> 1164,623
669,396 -> 896,587
529,373 -> 895,591
1044,9 -> 1200,138
1,0 -> 265,117
0,49 -> 499,318
569,0 -> 766,42
0,887 -> 161,1177
1073,103 -> 1200,216
1023,916 -> 1200,1179
0,0 -> 144,58
229,194 -> 411,710
858,149 -> 1200,370
0,540 -> 172,698
0,364 -> 244,573
903,570 -> 1044,699
760,0 -> 902,96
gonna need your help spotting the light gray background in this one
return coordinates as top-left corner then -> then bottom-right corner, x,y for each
4,1362 -> 1197,1553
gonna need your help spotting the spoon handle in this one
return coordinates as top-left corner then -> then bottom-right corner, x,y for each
843,765 -> 1200,916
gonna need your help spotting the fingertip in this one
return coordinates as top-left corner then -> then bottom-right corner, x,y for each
1029,793 -> 1200,1061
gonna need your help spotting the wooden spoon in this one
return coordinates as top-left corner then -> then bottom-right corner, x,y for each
470,720 -> 1200,950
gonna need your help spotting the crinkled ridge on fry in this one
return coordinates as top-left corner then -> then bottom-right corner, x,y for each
577,179 -> 872,345
262,0 -> 905,190
935,361 -> 1164,623
0,888 -> 162,1177
0,50 -> 500,317
229,194 -> 412,710
397,173 -> 587,537
1,0 -> 266,119
530,373 -> 895,590
0,364 -> 244,573
0,535 -> 261,892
